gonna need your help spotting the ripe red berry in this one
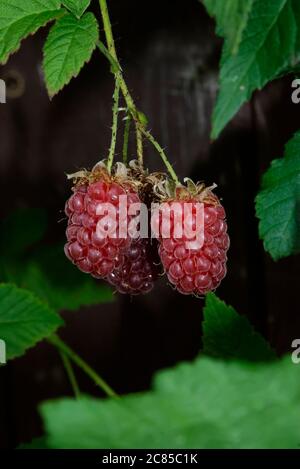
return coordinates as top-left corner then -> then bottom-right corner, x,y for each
156,183 -> 229,296
107,238 -> 160,295
64,174 -> 141,279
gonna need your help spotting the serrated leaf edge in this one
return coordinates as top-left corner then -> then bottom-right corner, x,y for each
42,12 -> 99,98
0,283 -> 64,360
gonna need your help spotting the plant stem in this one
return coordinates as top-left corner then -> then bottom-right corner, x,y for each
97,0 -> 179,183
136,125 -> 143,166
97,39 -> 120,74
59,351 -> 81,399
107,79 -> 120,173
98,0 -> 135,114
48,335 -> 118,399
138,125 -> 179,184
122,116 -> 131,164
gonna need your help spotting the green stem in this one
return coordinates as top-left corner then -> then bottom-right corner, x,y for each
138,124 -> 179,184
59,351 -> 81,399
97,39 -> 120,74
107,78 -> 120,173
98,0 -> 117,56
97,0 -> 179,183
136,124 -> 143,166
48,335 -> 118,399
122,116 -> 131,164
98,0 -> 135,114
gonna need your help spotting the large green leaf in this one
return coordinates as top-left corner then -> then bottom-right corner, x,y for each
209,0 -> 300,138
0,0 -> 63,64
0,284 -> 63,359
62,0 -> 90,18
43,12 -> 99,96
202,0 -> 254,54
41,357 -> 300,448
203,293 -> 275,361
256,131 -> 300,260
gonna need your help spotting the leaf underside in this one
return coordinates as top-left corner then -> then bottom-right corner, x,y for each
202,0 -> 254,54
207,0 -> 300,138
256,130 -> 300,260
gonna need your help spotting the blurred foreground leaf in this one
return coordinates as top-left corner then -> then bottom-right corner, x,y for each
40,356 -> 300,448
19,437 -> 49,449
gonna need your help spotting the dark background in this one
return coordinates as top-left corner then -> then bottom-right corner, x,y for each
0,0 -> 299,449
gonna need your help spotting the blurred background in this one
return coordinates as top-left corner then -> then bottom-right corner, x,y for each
0,0 -> 299,449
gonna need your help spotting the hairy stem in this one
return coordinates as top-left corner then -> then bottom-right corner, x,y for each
59,351 -> 81,399
97,39 -> 120,74
138,125 -> 179,184
122,116 -> 131,164
98,0 -> 135,114
97,0 -> 179,183
48,335 -> 118,399
107,79 -> 120,173
136,125 -> 143,166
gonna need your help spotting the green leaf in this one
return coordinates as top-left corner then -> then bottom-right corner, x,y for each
0,284 -> 63,359
20,244 -> 114,312
256,130 -> 300,260
43,12 -> 99,96
41,357 -> 300,448
0,0 -> 63,64
202,0 -> 254,54
62,0 -> 90,18
210,0 -> 300,138
203,293 -> 276,361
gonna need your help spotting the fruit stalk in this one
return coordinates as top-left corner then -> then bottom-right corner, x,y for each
59,351 -> 81,399
122,115 -> 131,164
137,123 -> 180,185
98,0 -> 136,115
48,334 -> 118,398
98,0 -> 179,184
107,79 -> 120,173
136,126 -> 143,166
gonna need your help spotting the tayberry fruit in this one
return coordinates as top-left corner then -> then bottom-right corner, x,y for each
107,238 -> 160,295
64,165 -> 141,279
154,180 -> 229,296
